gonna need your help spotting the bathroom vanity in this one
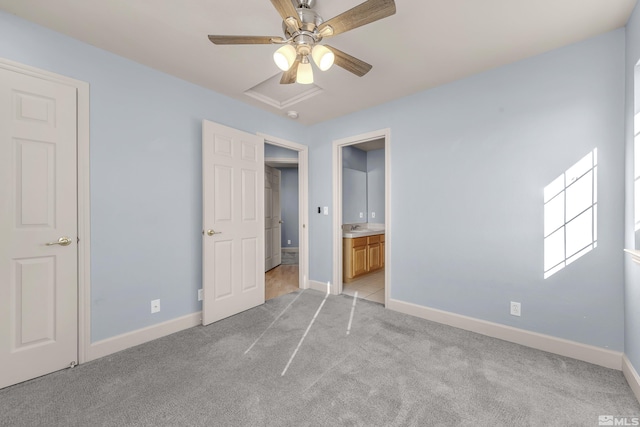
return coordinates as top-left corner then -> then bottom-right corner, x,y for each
343,231 -> 385,283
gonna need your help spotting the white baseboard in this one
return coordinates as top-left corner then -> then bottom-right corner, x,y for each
308,280 -> 331,294
623,355 -> 640,403
387,298 -> 622,370
86,312 -> 202,362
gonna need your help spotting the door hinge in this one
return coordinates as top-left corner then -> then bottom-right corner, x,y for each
77,237 -> 80,243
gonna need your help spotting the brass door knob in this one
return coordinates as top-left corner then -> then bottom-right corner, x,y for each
206,229 -> 221,236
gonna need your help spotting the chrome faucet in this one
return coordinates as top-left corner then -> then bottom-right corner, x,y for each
350,225 -> 361,231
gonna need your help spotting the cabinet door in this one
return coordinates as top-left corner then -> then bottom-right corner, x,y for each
353,245 -> 367,276
368,243 -> 381,271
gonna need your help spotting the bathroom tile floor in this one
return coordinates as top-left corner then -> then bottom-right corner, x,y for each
342,268 -> 385,304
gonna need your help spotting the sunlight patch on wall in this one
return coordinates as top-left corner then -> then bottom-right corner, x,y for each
544,149 -> 598,279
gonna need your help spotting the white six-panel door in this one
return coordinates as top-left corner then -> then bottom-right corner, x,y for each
272,168 -> 282,268
202,120 -> 264,325
264,165 -> 282,272
0,67 -> 78,389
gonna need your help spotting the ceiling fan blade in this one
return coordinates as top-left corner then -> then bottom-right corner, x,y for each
325,45 -> 372,77
318,0 -> 396,37
270,0 -> 302,29
208,35 -> 284,45
280,58 -> 300,84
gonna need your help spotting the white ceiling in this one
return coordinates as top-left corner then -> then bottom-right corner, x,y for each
0,0 -> 636,125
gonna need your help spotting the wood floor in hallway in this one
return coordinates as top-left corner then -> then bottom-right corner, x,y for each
265,264 -> 299,301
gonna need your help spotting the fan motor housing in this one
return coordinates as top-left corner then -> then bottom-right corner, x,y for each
295,0 -> 315,9
282,3 -> 324,37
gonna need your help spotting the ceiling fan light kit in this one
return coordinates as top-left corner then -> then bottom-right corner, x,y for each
311,45 -> 334,71
208,0 -> 396,85
274,44 -> 297,71
296,56 -> 314,84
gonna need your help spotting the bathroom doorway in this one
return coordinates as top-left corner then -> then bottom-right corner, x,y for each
332,129 -> 390,306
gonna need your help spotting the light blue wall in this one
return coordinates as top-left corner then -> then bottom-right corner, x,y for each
308,29 -> 626,350
265,144 -> 298,158
367,149 -> 385,223
625,4 -> 640,375
0,11 -> 307,342
279,168 -> 299,247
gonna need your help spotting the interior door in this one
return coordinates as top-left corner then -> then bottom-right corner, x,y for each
264,165 -> 282,271
0,67 -> 78,389
272,168 -> 282,267
265,167 -> 273,271
202,120 -> 264,325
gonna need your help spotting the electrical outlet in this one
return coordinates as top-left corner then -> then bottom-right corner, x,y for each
323,206 -> 328,215
359,212 -> 363,218
197,289 -> 203,301
287,239 -> 291,245
151,299 -> 161,313
372,212 -> 376,218
510,301 -> 521,317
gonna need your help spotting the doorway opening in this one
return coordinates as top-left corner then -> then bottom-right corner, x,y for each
332,129 -> 390,306
261,134 -> 309,301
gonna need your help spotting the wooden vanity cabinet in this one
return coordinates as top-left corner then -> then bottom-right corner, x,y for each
343,233 -> 384,283
367,235 -> 381,271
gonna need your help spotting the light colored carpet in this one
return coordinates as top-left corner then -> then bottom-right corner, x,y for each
1,290 -> 638,426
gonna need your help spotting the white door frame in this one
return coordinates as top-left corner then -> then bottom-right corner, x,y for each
0,58 -> 91,363
332,129 -> 391,303
258,133 -> 309,289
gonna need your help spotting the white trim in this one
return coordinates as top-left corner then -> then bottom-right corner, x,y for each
387,298 -> 623,370
87,312 -> 202,362
258,133 -> 309,290
623,355 -> 640,403
332,129 -> 391,301
0,58 -> 91,365
308,280 -> 330,293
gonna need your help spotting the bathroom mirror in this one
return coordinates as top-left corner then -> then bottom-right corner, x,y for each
341,144 -> 386,225
343,168 -> 367,224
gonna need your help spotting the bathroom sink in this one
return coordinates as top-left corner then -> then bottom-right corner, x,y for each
342,229 -> 384,238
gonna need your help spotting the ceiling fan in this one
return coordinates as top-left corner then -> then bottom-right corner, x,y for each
208,0 -> 396,85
